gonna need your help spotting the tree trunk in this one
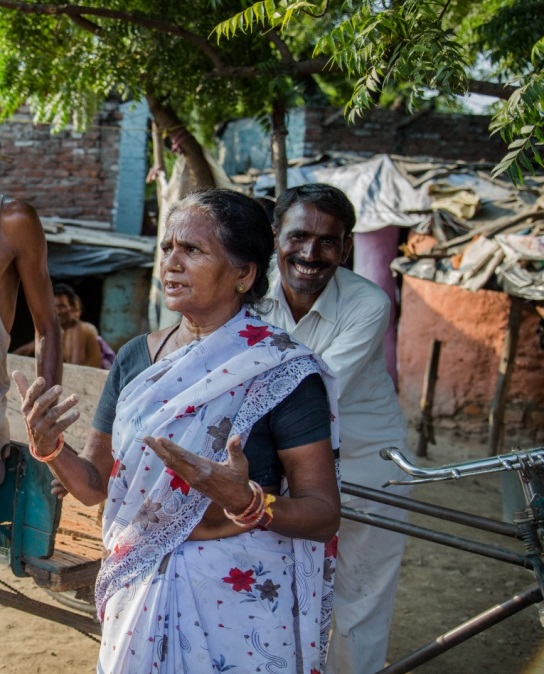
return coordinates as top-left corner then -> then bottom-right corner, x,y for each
146,94 -> 216,188
271,100 -> 288,198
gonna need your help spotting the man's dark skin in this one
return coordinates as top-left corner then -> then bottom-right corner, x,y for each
0,196 -> 62,458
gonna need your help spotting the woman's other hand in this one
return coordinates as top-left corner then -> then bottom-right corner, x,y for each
12,369 -> 80,456
51,477 -> 69,499
144,432 -> 340,543
143,433 -> 253,515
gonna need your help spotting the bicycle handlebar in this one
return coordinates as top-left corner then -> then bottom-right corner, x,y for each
380,446 -> 544,486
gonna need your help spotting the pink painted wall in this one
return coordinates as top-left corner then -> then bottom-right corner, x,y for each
398,276 -> 544,440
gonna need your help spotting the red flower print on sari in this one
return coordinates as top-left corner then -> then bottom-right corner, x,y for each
175,405 -> 196,419
325,535 -> 338,559
238,324 -> 272,346
110,458 -> 120,477
222,567 -> 256,592
110,458 -> 125,478
166,468 -> 190,495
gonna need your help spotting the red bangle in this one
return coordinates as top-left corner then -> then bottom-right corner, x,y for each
224,481 -> 266,528
29,433 -> 65,463
230,480 -> 259,519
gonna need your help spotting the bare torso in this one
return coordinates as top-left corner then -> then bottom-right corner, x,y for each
63,320 -> 102,368
0,196 -> 24,332
0,195 -> 62,388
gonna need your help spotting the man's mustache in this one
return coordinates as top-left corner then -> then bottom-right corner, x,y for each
288,256 -> 329,270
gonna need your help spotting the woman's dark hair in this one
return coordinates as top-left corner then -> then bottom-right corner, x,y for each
165,189 -> 275,311
273,183 -> 356,236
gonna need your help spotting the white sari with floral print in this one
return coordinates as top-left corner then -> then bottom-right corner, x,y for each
95,308 -> 339,674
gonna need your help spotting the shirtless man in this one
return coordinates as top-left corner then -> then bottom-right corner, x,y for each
53,283 -> 102,368
0,195 -> 62,467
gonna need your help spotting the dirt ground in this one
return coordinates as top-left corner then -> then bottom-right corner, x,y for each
386,425 -> 544,674
0,424 -> 543,674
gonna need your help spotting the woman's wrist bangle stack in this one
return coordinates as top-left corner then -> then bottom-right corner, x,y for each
261,493 -> 276,528
29,432 -> 65,463
224,480 -> 276,529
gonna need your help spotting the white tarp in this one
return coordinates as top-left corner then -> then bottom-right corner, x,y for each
254,154 -> 429,233
254,152 -> 544,299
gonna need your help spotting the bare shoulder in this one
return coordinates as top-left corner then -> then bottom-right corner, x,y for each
1,198 -> 43,244
1,197 -> 41,223
81,320 -> 99,337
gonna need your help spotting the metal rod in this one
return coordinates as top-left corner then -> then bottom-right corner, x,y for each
341,482 -> 518,537
374,583 -> 543,674
381,447 -> 544,484
341,507 -> 530,568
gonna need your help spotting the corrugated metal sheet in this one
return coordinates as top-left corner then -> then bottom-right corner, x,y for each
41,218 -> 155,277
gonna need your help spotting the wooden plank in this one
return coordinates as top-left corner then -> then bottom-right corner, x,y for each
41,216 -> 112,230
45,225 -> 156,254
0,588 -> 102,635
7,354 -> 109,453
25,554 -> 101,592
24,495 -> 102,591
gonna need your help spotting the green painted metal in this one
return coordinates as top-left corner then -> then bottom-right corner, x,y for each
100,267 -> 151,351
0,442 -> 61,576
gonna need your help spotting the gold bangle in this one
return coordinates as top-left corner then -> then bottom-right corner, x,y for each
29,433 -> 65,463
261,493 -> 276,528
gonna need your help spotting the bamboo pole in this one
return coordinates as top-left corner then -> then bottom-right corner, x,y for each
488,296 -> 524,456
416,339 -> 442,458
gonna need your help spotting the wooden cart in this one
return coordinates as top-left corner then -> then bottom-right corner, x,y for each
0,355 -> 107,635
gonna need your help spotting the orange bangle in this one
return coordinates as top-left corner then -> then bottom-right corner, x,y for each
29,433 -> 65,463
228,499 -> 266,528
224,481 -> 266,528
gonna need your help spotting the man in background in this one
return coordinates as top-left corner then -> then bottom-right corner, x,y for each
0,195 -> 62,478
52,283 -> 103,368
266,183 -> 413,674
16,283 -> 114,369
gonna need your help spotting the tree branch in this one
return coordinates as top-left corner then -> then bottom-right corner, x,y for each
0,0 -> 225,68
206,54 -> 332,79
69,13 -> 101,35
0,1 -> 520,106
468,79 -> 517,100
266,28 -> 296,68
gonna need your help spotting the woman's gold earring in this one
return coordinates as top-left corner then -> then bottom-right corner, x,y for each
235,282 -> 246,294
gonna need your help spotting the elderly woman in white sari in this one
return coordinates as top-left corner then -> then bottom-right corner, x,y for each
13,189 -> 341,674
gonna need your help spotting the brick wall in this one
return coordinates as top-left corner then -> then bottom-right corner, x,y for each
302,106 -> 506,164
2,103 -> 508,220
220,105 -> 507,176
0,103 -> 122,223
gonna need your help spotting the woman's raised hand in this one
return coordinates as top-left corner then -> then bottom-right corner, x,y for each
12,370 -> 80,455
143,433 -> 254,514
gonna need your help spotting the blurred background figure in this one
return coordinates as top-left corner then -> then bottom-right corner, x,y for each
14,282 -> 114,369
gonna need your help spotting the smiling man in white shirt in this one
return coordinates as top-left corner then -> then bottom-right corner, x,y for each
265,183 -> 412,674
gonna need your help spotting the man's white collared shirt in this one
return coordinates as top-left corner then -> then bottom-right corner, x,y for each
266,265 -> 407,487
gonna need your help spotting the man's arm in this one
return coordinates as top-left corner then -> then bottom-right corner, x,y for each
12,339 -> 36,357
11,202 -> 62,388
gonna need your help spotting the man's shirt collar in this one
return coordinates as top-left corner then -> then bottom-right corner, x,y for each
270,264 -> 339,324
